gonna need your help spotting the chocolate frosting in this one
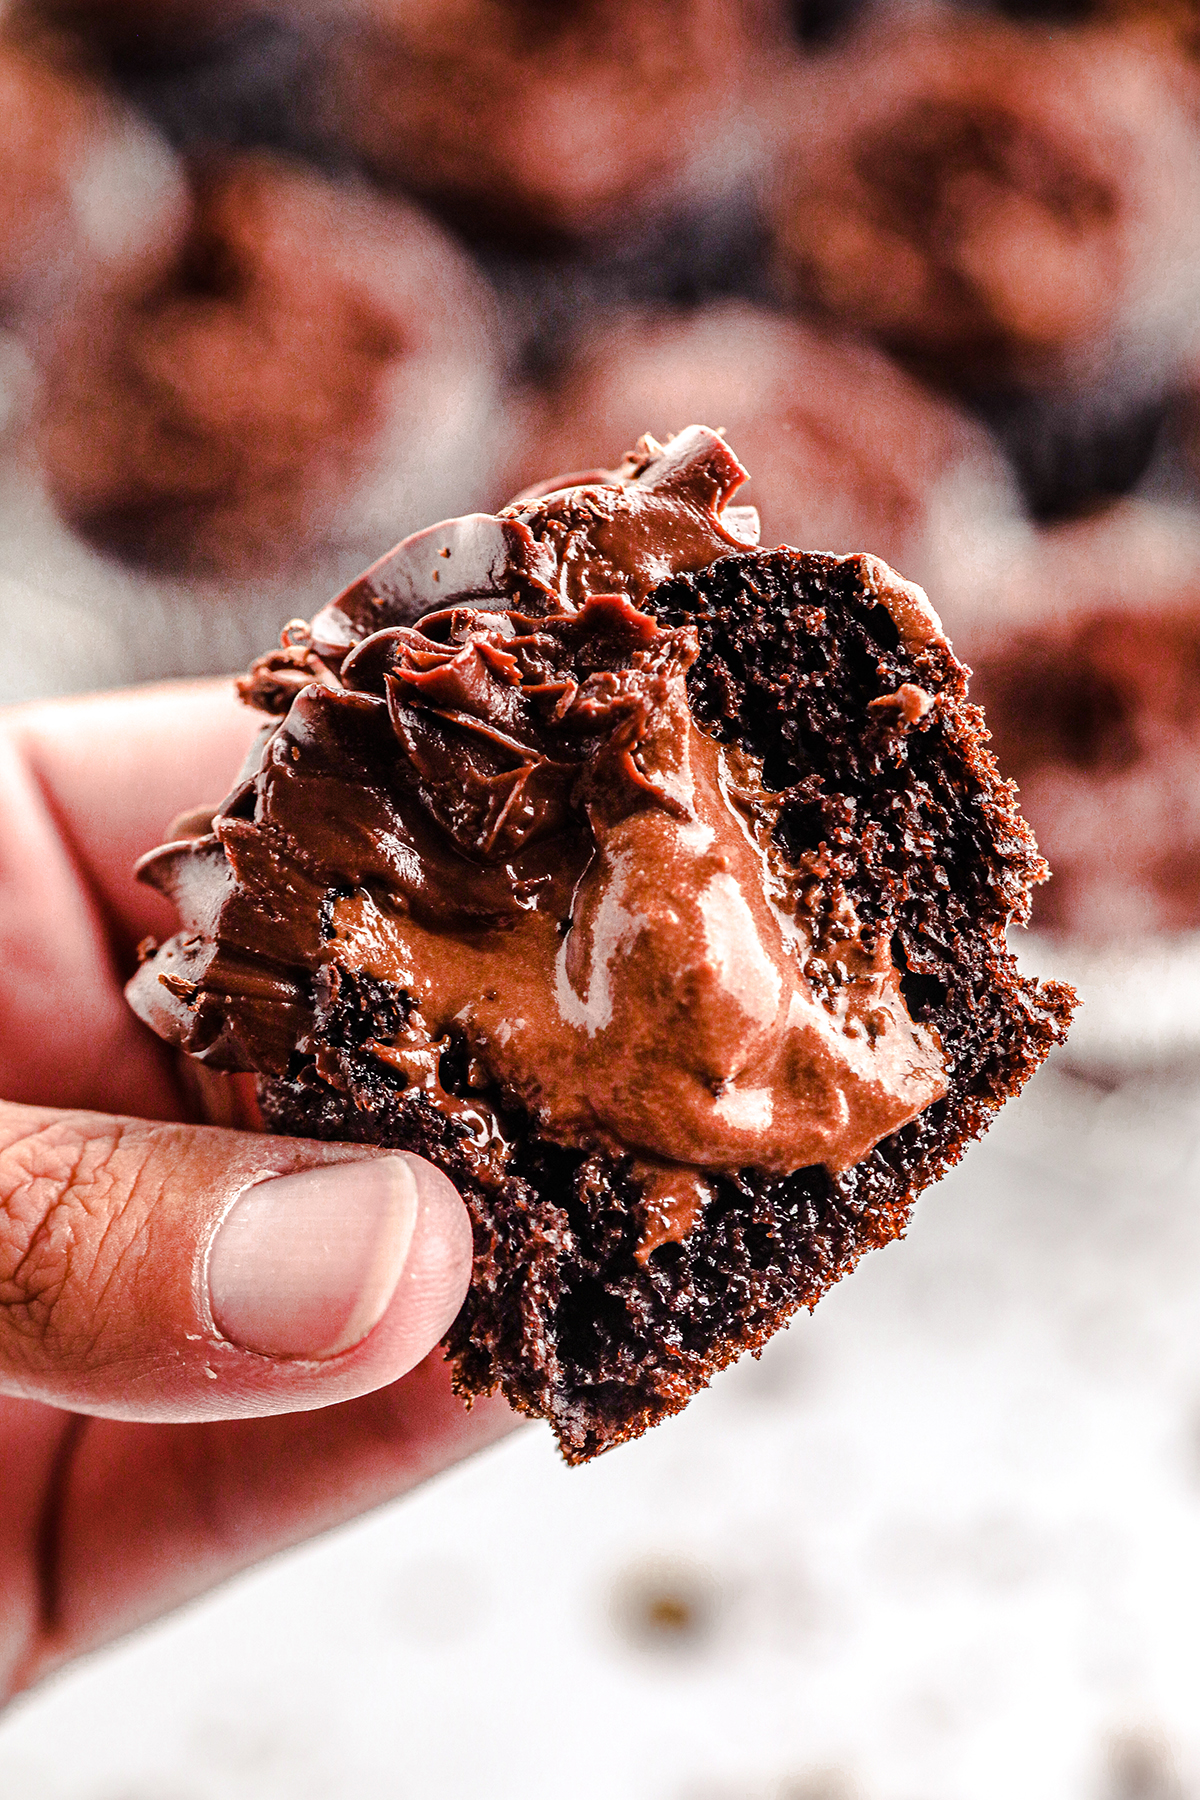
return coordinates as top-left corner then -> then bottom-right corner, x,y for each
128,427 -> 948,1255
307,425 -> 762,660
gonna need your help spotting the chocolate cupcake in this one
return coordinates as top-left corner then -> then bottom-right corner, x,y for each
128,428 -> 1074,1461
314,0 -> 788,245
770,14 -> 1200,401
948,500 -> 1200,942
33,150 -> 501,577
505,301 -> 1023,597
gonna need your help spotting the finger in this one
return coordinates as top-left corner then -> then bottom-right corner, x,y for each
5,1362 -> 515,1697
0,721 -> 187,1118
0,1103 -> 475,1421
5,679 -> 262,962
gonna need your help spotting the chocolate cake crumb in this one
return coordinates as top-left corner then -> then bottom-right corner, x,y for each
127,431 -> 1073,1462
257,546 -> 1072,1462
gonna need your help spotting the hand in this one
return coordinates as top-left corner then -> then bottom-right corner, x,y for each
0,679 -> 513,1701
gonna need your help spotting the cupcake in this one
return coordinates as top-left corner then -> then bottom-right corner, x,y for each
33,149 -> 502,576
950,500 -> 1200,942
127,427 -> 1073,1459
314,0 -> 790,245
770,13 -> 1200,402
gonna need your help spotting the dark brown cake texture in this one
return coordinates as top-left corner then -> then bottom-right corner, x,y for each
127,428 -> 1074,1462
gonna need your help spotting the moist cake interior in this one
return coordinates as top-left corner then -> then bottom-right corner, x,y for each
258,546 -> 1074,1462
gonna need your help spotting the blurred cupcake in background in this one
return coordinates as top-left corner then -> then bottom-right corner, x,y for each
312,0 -> 795,246
503,299 -> 1025,596
951,500 -> 1200,940
991,0 -> 1200,41
983,598 -> 1200,939
13,0 -> 338,159
943,500 -> 1200,1069
0,24 -> 184,331
769,13 -> 1200,415
1091,0 -> 1200,58
30,149 -> 503,577
1170,380 -> 1200,503
17,0 -> 290,64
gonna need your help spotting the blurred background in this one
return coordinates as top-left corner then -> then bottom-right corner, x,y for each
2,0 -> 1200,1791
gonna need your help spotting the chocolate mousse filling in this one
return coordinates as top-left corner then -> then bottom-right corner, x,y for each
128,427 -> 1074,1460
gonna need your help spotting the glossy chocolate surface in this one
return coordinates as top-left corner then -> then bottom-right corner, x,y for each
128,428 -> 948,1252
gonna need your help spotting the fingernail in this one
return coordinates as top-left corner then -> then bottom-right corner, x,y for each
209,1158 -> 419,1359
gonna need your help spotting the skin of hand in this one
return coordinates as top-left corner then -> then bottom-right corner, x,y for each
0,678 -> 514,1704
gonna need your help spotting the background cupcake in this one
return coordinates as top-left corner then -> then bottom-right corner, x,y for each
32,149 -> 503,577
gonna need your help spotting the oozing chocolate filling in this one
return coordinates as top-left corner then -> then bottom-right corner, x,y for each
127,427 -> 948,1258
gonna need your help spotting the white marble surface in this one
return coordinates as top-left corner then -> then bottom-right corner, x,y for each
1020,932 -> 1200,1079
3,1055 -> 1199,1800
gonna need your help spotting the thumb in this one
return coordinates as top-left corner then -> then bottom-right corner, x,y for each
0,1101 -> 474,1421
